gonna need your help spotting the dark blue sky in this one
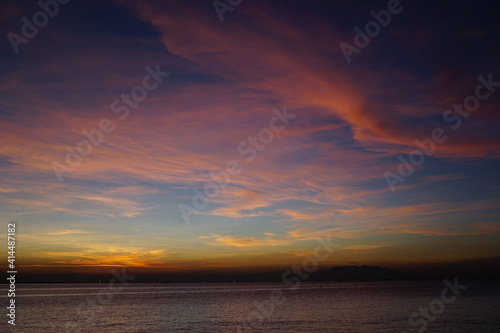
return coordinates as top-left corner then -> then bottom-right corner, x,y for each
0,0 -> 499,275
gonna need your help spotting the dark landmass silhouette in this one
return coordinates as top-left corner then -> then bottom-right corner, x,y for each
5,257 -> 500,283
310,265 -> 416,281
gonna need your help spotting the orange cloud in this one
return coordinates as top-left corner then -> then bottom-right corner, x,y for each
202,234 -> 292,248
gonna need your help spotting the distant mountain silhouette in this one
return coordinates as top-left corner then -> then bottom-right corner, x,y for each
14,257 -> 500,282
310,265 -> 416,281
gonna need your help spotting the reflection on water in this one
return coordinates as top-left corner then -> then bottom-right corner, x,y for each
0,280 -> 498,332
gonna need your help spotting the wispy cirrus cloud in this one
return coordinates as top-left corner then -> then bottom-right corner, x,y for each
200,233 -> 292,248
0,0 -> 499,271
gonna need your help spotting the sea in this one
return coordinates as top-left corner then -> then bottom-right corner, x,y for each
1,279 -> 499,332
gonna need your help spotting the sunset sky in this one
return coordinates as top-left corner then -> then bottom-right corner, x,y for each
1,0 -> 500,280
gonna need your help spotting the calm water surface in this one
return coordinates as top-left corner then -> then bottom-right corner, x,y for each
1,280 -> 499,332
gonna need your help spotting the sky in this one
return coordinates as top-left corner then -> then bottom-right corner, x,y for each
1,0 -> 500,281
